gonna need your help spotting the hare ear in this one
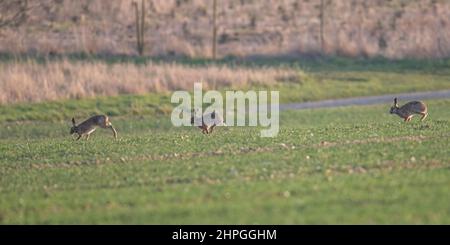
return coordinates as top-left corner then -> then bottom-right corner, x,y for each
394,98 -> 398,106
71,117 -> 76,126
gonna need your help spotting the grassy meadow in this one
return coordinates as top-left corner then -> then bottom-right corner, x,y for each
0,57 -> 449,224
1,0 -> 450,228
1,96 -> 450,223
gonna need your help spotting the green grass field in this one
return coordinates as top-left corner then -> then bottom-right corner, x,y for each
0,57 -> 449,224
1,96 -> 449,224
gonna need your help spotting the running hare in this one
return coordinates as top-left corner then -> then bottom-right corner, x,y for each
70,115 -> 117,140
389,98 -> 428,122
190,109 -> 226,134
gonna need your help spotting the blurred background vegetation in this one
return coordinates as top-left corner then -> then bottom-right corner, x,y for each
1,0 -> 449,105
0,0 -> 449,59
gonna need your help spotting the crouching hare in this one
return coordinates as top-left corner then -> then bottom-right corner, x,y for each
190,109 -> 226,134
389,98 -> 428,122
70,115 -> 117,140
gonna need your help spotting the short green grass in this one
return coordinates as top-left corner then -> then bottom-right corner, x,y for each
1,99 -> 449,224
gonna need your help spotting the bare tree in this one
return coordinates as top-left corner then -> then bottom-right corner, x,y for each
133,0 -> 146,56
211,0 -> 217,60
319,0 -> 326,54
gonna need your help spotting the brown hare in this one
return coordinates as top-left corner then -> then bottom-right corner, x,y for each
190,109 -> 226,134
70,115 -> 117,140
389,98 -> 428,122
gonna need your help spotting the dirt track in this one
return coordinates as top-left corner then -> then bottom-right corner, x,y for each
280,90 -> 450,111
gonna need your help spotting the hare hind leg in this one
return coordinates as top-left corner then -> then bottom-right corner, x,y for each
199,125 -> 208,134
85,128 -> 96,140
208,124 -> 216,134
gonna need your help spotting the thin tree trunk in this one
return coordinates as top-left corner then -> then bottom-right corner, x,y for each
320,0 -> 325,54
212,0 -> 217,60
133,2 -> 141,55
140,0 -> 145,55
133,0 -> 145,56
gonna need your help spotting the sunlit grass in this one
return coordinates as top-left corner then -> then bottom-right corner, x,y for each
0,100 -> 449,224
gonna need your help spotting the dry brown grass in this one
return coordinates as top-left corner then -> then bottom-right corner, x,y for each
0,60 -> 301,104
0,0 -> 449,59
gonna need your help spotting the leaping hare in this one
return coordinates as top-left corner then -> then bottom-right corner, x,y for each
190,109 -> 226,134
389,98 -> 428,122
70,115 -> 117,140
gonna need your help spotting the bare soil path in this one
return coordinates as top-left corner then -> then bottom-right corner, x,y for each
280,90 -> 450,111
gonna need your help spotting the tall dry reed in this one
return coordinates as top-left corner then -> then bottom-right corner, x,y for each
0,60 -> 301,104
